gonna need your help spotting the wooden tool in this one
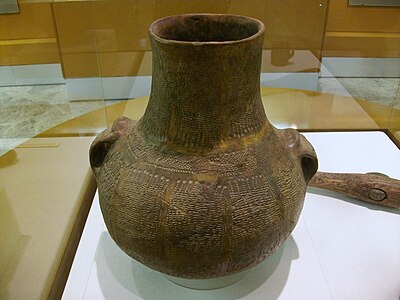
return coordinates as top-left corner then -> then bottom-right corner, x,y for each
309,172 -> 400,209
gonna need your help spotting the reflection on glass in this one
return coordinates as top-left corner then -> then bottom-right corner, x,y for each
0,1 -> 399,299
0,0 -> 19,14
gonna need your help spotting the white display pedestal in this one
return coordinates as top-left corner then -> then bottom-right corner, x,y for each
63,132 -> 400,300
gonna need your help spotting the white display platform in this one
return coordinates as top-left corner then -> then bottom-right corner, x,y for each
63,132 -> 400,300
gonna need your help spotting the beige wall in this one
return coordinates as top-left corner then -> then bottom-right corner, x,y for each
52,0 -> 328,78
322,0 -> 400,57
1,1 -> 399,71
0,2 -> 60,66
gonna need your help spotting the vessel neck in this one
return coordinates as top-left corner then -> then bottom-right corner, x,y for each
138,18 -> 268,152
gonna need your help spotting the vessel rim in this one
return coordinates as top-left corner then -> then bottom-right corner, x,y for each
149,13 -> 265,46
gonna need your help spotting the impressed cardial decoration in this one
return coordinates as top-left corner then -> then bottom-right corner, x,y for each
90,14 -> 318,279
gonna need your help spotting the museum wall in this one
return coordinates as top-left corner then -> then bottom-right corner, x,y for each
0,0 -> 399,143
52,0 -> 328,78
1,0 -> 399,72
323,0 -> 400,57
0,1 -> 60,66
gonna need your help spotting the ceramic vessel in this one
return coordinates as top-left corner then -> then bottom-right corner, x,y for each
89,14 -> 318,279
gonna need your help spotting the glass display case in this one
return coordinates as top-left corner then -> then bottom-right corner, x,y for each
0,1 -> 399,299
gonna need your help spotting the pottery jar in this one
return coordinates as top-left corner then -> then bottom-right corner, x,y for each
89,14 -> 318,279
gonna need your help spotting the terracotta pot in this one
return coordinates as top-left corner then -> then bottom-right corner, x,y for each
89,14 -> 318,279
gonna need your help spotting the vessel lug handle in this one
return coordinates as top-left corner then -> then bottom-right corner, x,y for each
89,117 -> 135,173
281,128 -> 318,183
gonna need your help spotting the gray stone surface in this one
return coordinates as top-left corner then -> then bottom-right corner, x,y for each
395,84 -> 400,109
317,77 -> 400,107
0,84 -> 104,156
317,77 -> 352,98
0,78 -> 399,157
